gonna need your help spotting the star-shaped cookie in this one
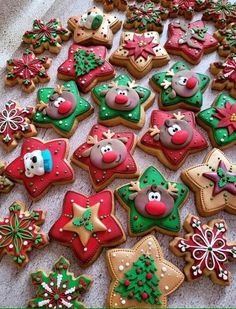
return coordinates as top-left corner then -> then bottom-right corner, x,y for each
95,0 -> 127,11
106,235 -> 184,308
150,61 -> 210,111
181,148 -> 236,216
214,22 -> 236,57
50,190 -> 126,267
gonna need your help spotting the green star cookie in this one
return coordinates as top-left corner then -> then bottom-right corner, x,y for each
115,166 -> 189,236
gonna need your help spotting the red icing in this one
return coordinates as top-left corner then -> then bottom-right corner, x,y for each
186,76 -> 198,89
123,34 -> 158,59
58,101 -> 73,114
142,292 -> 149,300
214,101 -> 236,135
145,201 -> 166,216
222,57 -> 236,82
115,94 -> 128,104
171,130 -> 189,145
102,151 -> 117,163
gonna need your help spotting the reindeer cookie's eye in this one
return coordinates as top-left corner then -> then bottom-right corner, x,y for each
148,192 -> 161,201
54,97 -> 65,108
101,145 -> 112,154
178,76 -> 188,86
168,124 -> 181,136
117,89 -> 128,96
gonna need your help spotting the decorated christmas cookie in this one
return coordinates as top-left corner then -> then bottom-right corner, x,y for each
214,23 -> 236,57
109,31 -> 170,79
68,7 -> 121,48
5,49 -> 52,93
0,100 -> 37,151
181,148 -> 236,216
22,19 -> 71,54
150,61 -> 210,111
33,81 -> 93,137
170,214 -> 236,285
107,235 -> 184,308
210,54 -> 236,99
28,256 -> 92,308
0,201 -> 48,268
197,93 -> 236,149
164,20 -> 218,65
5,138 -> 74,201
72,124 -> 139,191
58,45 -> 115,93
92,74 -> 155,129
50,190 -> 126,267
0,162 -> 14,193
115,166 -> 189,237
139,110 -> 208,170
95,0 -> 127,11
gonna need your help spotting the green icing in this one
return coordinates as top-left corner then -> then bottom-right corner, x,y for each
219,24 -> 236,49
72,209 -> 94,232
217,167 -> 236,188
74,49 -> 104,77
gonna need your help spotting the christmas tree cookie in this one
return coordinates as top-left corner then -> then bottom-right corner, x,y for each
107,235 -> 184,308
0,162 -> 14,193
214,22 -> 236,57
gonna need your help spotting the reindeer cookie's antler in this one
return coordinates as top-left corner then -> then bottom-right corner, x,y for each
161,79 -> 172,89
148,125 -> 160,137
54,84 -> 70,94
36,100 -> 47,111
129,181 -> 141,192
108,80 -> 118,88
173,112 -> 185,120
167,182 -> 178,193
166,69 -> 175,77
103,129 -> 115,139
87,135 -> 98,144
127,80 -> 137,88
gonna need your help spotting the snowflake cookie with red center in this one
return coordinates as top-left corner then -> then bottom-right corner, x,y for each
22,18 -> 71,54
28,256 -> 92,308
214,23 -> 236,57
0,162 -> 14,193
5,49 -> 52,93
95,0 -> 128,11
170,214 -> 236,285
5,138 -> 74,201
72,124 -> 139,191
107,235 -> 184,308
0,201 -> 48,268
50,190 -> 126,267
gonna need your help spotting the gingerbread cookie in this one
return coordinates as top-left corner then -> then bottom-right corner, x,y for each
72,124 -> 139,191
68,7 -> 121,48
28,256 -> 92,308
92,74 -> 155,129
58,45 -> 115,93
5,49 -> 52,93
107,235 -> 184,308
109,31 -> 170,79
210,54 -> 236,99
0,201 -> 48,268
164,20 -> 218,65
150,61 -> 210,111
115,166 -> 189,237
22,18 -> 71,54
139,110 -> 208,170
5,138 -> 74,201
33,81 -> 93,137
181,148 -> 236,216
170,214 -> 236,285
0,162 -> 14,193
214,23 -> 236,57
96,0 -> 127,11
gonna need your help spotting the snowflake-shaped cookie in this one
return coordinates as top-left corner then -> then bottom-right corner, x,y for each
214,22 -> 236,57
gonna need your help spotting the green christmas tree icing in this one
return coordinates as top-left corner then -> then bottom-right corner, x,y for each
74,49 -> 104,77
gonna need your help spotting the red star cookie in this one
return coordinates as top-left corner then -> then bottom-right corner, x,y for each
49,190 -> 126,267
72,124 -> 139,191
139,110 -> 208,170
5,138 -> 74,201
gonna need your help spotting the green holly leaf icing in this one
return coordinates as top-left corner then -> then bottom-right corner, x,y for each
72,209 -> 94,232
74,49 -> 104,77
83,209 -> 92,220
85,222 -> 94,232
73,217 -> 83,226
217,167 -> 225,177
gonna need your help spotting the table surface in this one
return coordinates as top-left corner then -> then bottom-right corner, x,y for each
0,0 -> 235,307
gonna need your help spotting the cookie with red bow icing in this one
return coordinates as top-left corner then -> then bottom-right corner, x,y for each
139,110 -> 208,170
95,0 -> 127,11
72,124 -> 139,191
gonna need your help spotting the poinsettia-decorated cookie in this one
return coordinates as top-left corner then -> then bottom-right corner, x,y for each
181,148 -> 236,216
58,45 -> 115,93
92,74 -> 155,129
96,0 -> 127,11
115,166 -> 189,237
214,23 -> 236,57
33,81 -> 93,137
5,49 -> 52,93
150,61 -> 210,111
0,201 -> 48,268
72,124 -> 139,191
164,20 -> 218,65
50,190 -> 126,267
210,54 -> 236,99
107,235 -> 184,308
139,110 -> 208,170
5,138 -> 74,201
22,18 -> 71,54
0,162 -> 14,193
109,31 -> 170,79
197,93 -> 236,149
68,7 -> 121,48
28,256 -> 92,308
170,214 -> 236,285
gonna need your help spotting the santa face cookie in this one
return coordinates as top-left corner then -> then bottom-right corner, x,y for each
72,124 -> 139,191
0,162 -> 14,193
5,138 -> 74,201
58,45 -> 115,93
49,190 -> 126,267
170,214 -> 236,285
107,235 -> 184,308
109,31 -> 170,79
68,7 -> 121,48
33,81 -> 93,137
164,20 -> 218,65
139,110 -> 208,170
214,22 -> 236,57
150,61 -> 210,111
197,93 -> 236,149
96,0 -> 127,11
115,166 -> 189,237
92,74 -> 155,129
181,148 -> 236,216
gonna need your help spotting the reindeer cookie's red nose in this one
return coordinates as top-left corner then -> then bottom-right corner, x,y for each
171,130 -> 189,145
186,76 -> 198,89
102,151 -> 117,163
115,95 -> 128,104
145,201 -> 166,216
58,101 -> 72,114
